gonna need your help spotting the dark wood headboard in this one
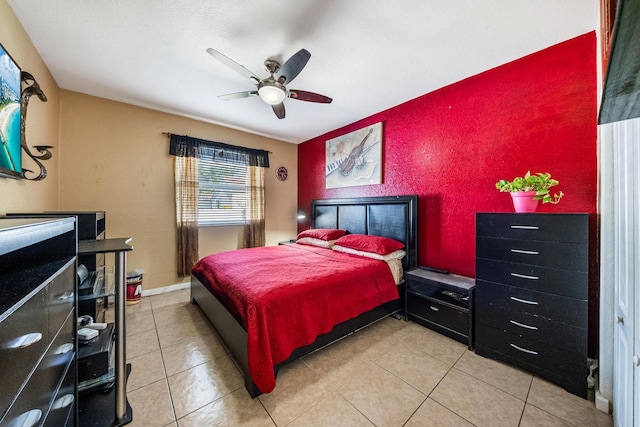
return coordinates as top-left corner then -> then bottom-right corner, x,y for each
311,195 -> 418,271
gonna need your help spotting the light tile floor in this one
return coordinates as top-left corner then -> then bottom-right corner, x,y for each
114,289 -> 614,427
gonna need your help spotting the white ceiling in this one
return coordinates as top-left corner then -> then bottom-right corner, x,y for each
8,1 -> 598,144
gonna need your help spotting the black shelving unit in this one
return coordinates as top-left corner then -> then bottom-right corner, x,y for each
77,238 -> 133,427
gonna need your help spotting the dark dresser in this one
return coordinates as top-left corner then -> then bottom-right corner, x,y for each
7,211 -> 106,321
475,213 -> 588,398
0,217 -> 77,426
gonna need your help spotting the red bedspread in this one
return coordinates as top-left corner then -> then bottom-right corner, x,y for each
192,243 -> 399,393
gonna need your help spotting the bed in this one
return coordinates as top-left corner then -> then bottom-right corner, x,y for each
190,195 -> 418,397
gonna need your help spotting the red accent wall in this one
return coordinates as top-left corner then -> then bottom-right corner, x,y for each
299,32 -> 597,274
298,32 -> 598,353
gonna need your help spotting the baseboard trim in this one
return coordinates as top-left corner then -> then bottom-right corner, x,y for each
141,282 -> 190,297
595,390 -> 610,414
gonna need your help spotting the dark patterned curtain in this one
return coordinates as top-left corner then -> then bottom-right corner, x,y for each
170,135 -> 200,277
243,165 -> 266,248
169,134 -> 270,272
197,140 -> 270,168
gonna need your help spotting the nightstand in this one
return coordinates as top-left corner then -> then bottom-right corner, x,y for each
405,268 -> 475,349
278,239 -> 297,245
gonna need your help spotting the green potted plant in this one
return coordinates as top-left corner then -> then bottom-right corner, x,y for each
495,171 -> 563,212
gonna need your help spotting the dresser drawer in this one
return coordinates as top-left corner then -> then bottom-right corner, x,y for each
476,323 -> 586,392
475,280 -> 586,327
476,213 -> 588,243
1,314 -> 75,427
476,258 -> 587,299
48,261 -> 76,338
43,357 -> 76,427
0,287 -> 49,415
407,294 -> 468,337
476,237 -> 588,271
475,305 -> 587,354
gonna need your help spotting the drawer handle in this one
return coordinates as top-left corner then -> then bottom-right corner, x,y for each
56,291 -> 74,300
510,320 -> 538,330
429,306 -> 440,312
510,343 -> 538,355
510,225 -> 539,230
510,272 -> 539,280
52,394 -> 75,409
12,409 -> 42,427
510,249 -> 539,255
54,343 -> 75,355
7,332 -> 43,349
510,296 -> 538,305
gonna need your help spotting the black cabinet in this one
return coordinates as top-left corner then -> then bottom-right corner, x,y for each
0,217 -> 78,426
475,213 -> 589,398
405,269 -> 475,349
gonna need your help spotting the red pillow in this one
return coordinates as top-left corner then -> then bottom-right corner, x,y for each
297,228 -> 347,241
334,234 -> 404,255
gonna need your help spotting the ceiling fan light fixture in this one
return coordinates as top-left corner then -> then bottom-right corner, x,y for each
258,81 -> 286,105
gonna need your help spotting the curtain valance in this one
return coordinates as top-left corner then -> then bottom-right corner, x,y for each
169,134 -> 270,167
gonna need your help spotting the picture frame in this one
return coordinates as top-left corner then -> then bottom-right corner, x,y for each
0,42 -> 22,179
325,122 -> 382,189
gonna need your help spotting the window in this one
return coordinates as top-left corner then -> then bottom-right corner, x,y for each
198,156 -> 248,226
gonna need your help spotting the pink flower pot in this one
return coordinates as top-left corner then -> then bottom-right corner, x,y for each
510,191 -> 539,213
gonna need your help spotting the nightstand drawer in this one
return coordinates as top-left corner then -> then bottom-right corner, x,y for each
476,213 -> 588,243
476,237 -> 588,271
476,258 -> 587,299
475,280 -> 586,327
406,279 -> 470,310
407,294 -> 468,337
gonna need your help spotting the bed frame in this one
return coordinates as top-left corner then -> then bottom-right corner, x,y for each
191,195 -> 418,397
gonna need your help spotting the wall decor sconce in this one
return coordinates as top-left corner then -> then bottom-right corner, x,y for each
21,71 -> 53,180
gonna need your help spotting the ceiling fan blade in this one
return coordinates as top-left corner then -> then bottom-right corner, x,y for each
275,49 -> 311,85
218,91 -> 258,100
272,103 -> 285,119
288,90 -> 332,104
206,48 -> 260,84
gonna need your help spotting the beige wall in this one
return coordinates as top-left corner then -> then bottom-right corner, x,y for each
0,0 -> 60,214
3,0 -> 298,290
58,90 -> 298,290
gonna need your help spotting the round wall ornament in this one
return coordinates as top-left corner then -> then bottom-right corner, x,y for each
276,166 -> 288,181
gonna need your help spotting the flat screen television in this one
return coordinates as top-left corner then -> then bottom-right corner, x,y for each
0,42 -> 22,179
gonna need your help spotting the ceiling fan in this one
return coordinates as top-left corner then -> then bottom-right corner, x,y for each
206,47 -> 332,119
